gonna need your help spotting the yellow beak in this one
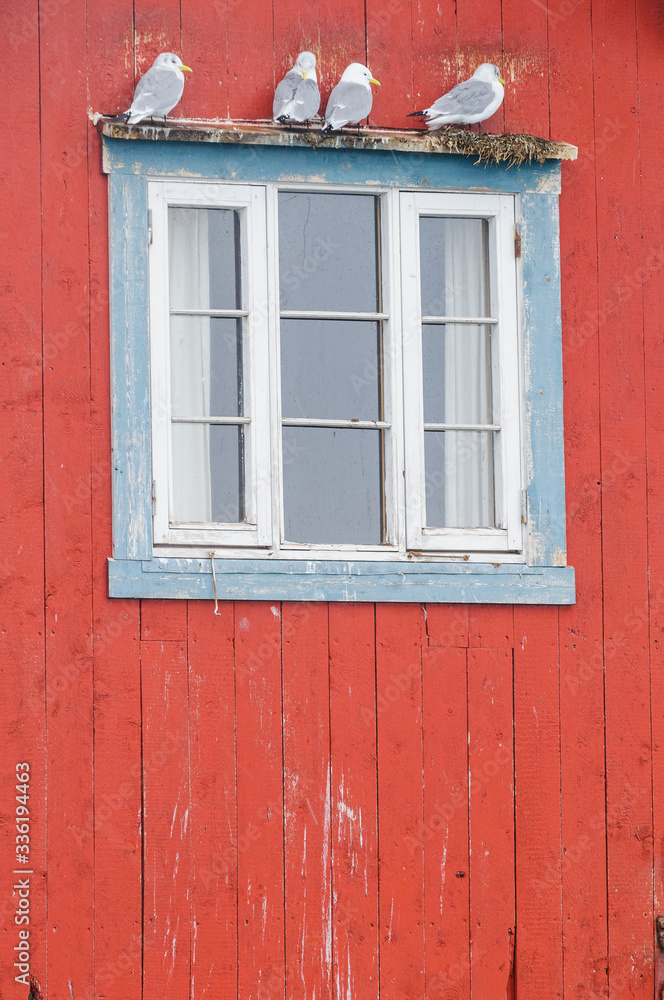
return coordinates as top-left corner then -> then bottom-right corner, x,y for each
498,76 -> 505,84
302,71 -> 307,79
180,65 -> 192,72
370,77 -> 380,86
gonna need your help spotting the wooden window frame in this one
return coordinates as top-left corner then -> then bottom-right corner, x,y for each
103,130 -> 575,603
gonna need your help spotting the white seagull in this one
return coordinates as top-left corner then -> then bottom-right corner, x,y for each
408,63 -> 505,132
114,52 -> 192,125
273,51 -> 321,124
321,63 -> 380,134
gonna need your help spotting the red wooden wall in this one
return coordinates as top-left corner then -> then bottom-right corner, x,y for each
1,1 -> 663,998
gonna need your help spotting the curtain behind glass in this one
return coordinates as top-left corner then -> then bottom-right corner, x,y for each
168,209 -> 212,522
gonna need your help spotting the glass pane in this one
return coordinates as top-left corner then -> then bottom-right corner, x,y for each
419,217 -> 489,318
169,207 -> 241,311
283,428 -> 382,544
280,320 -> 381,420
424,430 -> 495,528
170,317 -> 244,418
422,324 -> 492,425
171,423 -> 244,523
278,193 -> 379,312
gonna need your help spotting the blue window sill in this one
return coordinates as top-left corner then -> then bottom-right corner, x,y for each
108,557 -> 575,604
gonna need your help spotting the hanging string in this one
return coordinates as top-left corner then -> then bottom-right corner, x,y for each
210,551 -> 221,615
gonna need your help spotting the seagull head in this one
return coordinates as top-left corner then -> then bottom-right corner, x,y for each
473,62 -> 505,86
340,63 -> 381,87
154,52 -> 192,73
294,51 -> 317,81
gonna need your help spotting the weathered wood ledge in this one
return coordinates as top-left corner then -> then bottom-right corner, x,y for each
96,116 -> 578,165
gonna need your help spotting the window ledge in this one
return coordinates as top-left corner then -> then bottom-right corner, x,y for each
108,556 -> 575,604
96,116 -> 577,164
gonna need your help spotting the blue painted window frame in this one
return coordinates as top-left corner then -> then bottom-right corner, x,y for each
104,133 -> 575,603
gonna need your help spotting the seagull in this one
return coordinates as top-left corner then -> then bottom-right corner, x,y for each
273,51 -> 320,124
321,63 -> 380,134
408,63 -> 505,132
113,52 -> 192,125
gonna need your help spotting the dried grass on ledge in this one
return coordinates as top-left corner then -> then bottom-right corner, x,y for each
422,127 -> 558,167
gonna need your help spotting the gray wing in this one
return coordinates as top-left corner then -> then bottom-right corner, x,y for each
273,70 -> 300,117
429,78 -> 494,118
129,66 -> 184,119
325,80 -> 372,129
273,71 -> 320,120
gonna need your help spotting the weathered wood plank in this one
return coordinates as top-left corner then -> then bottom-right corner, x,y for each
235,602 -> 285,999
592,2 -> 653,995
329,603 -> 379,1000
514,607 -> 563,999
282,604 -> 332,1000
0,3 -> 47,996
468,647 -> 514,999
376,604 -> 425,1000
188,601 -> 238,1000
422,646 -> 470,1000
142,640 -> 191,999
550,0 -> 609,993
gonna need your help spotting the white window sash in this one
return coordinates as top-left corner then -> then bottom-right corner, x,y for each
400,190 -> 523,553
149,180 -> 272,547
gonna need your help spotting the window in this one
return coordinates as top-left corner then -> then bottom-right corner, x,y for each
104,125 -> 575,602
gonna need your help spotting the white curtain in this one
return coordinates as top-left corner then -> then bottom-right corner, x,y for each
169,209 -> 212,522
442,219 -> 493,527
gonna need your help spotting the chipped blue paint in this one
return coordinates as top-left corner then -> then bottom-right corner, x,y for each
105,134 -> 573,603
108,558 -> 575,603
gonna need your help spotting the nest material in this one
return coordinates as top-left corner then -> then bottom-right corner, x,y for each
422,127 -> 557,166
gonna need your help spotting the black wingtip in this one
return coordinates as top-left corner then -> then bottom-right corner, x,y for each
111,112 -> 131,123
407,110 -> 426,118
320,124 -> 332,135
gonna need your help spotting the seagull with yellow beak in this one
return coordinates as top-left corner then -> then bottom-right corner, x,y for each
273,51 -> 320,124
321,63 -> 380,134
114,52 -> 192,125
408,63 -> 505,132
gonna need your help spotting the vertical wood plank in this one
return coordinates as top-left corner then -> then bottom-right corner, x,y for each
455,0 -> 504,131
142,640 -> 191,1000
227,0 -> 274,118
376,604 -> 425,1000
134,0 -> 182,80
40,0 -> 95,995
329,603 -> 379,1000
235,601 -> 285,1000
514,608 -> 563,999
180,0 -> 229,120
188,602 -> 238,1000
549,0 -> 608,993
411,0 -> 456,116
592,3 -> 653,996
637,0 -> 664,964
317,0 -> 366,107
500,0 -> 549,136
0,2 -> 46,995
87,6 -> 144,993
282,604 -> 332,1000
422,646 -> 470,1000
365,0 -> 413,127
468,605 -> 514,648
141,600 -> 188,641
468,647 -> 514,999
425,604 -> 469,647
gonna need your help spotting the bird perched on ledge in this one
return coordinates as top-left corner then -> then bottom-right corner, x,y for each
273,51 -> 320,124
321,63 -> 380,134
113,52 -> 192,125
408,63 -> 505,132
